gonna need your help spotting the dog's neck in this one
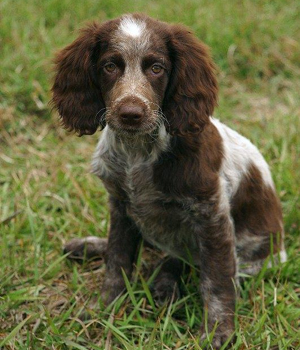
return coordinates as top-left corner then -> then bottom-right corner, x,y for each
91,124 -> 171,180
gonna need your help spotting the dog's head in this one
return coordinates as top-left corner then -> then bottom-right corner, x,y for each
51,14 -> 218,139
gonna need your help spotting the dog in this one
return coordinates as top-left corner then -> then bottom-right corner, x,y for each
51,13 -> 286,348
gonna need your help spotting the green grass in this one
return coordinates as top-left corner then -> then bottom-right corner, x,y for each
0,0 -> 299,349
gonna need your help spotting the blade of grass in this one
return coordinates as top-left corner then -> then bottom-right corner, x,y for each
0,314 -> 33,347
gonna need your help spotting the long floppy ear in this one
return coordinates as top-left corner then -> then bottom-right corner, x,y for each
163,25 -> 218,138
51,23 -> 106,136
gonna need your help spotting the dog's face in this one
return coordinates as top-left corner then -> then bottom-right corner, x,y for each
51,14 -> 218,139
99,17 -> 171,136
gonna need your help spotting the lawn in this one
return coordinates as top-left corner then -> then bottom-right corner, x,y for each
0,0 -> 299,349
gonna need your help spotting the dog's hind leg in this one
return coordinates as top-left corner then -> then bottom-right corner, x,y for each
236,232 -> 287,277
63,237 -> 108,262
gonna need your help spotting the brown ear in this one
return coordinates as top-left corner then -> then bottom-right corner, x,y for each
51,23 -> 106,136
163,26 -> 218,138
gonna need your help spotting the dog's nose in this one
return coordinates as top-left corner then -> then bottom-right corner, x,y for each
119,105 -> 144,125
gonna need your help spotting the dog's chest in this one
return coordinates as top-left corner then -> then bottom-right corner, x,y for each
94,151 -> 200,258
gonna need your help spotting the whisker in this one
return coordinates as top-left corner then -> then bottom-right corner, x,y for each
93,107 -> 108,127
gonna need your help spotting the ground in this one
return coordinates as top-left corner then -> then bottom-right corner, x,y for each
0,0 -> 299,349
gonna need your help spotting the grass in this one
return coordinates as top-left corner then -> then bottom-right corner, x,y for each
0,0 -> 299,349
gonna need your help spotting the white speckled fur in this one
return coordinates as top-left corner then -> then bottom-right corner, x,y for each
92,124 -> 170,180
211,118 -> 275,198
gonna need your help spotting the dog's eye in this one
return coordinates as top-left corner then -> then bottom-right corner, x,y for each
104,63 -> 117,73
151,64 -> 163,74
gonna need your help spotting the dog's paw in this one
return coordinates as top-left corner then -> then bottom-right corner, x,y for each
101,277 -> 126,306
152,277 -> 181,305
63,236 -> 107,261
200,326 -> 235,350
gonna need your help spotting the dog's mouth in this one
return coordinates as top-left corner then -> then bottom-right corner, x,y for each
106,117 -> 160,138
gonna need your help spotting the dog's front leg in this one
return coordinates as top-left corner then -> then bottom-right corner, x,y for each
101,196 -> 141,305
199,208 -> 237,349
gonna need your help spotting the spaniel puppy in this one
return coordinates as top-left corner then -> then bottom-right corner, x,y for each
52,14 -> 286,349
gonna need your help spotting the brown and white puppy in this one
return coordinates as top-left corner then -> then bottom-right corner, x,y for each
52,14 -> 286,349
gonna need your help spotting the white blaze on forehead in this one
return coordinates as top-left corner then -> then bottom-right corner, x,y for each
119,16 -> 146,37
